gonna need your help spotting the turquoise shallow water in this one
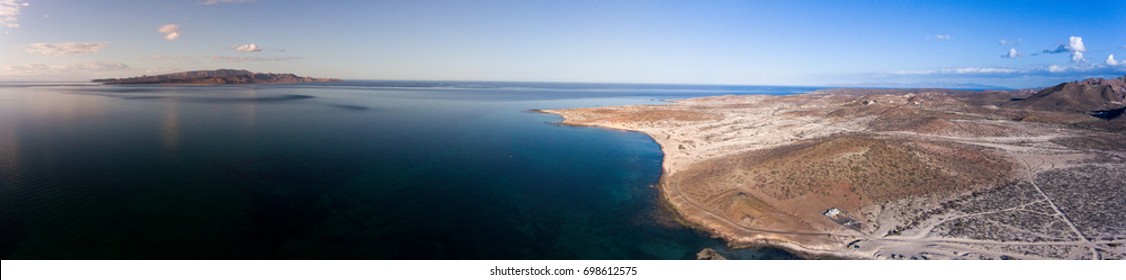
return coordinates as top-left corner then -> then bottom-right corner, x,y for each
0,81 -> 821,259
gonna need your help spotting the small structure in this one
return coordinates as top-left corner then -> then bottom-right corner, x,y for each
823,208 -> 841,218
823,207 -> 862,231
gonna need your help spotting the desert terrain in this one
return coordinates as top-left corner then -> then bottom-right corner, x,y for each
540,76 -> 1126,259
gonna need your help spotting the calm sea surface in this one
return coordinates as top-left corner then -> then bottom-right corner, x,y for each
0,81 -> 822,259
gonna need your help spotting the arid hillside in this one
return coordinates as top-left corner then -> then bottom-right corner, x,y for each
541,76 -> 1126,259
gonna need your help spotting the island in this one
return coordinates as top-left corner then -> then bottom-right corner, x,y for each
92,69 -> 340,85
539,76 -> 1125,260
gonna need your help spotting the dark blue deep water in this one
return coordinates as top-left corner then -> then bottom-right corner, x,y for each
0,81 -> 821,259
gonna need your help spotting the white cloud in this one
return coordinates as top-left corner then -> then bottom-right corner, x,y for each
25,42 -> 108,56
158,24 -> 181,40
1068,36 -> 1086,52
202,0 -> 256,5
1001,48 -> 1022,58
1109,54 -> 1120,66
2,61 -> 128,75
233,44 -> 262,52
999,39 -> 1022,46
210,56 -> 300,63
1045,36 -> 1087,53
1071,51 -> 1084,63
932,34 -> 953,40
1,0 -> 29,28
1041,36 -> 1090,64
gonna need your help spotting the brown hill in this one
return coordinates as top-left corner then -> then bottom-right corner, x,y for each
669,136 -> 1012,233
93,69 -> 340,85
1007,75 -> 1126,113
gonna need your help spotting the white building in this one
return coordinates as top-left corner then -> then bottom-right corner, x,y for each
823,208 -> 841,218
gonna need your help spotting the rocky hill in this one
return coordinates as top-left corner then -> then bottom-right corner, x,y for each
93,69 -> 340,85
1007,75 -> 1126,113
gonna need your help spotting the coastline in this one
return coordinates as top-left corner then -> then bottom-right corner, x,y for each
534,108 -> 861,260
533,83 -> 1126,260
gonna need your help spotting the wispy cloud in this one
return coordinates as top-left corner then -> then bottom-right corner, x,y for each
144,68 -> 181,74
2,61 -> 128,75
202,0 -> 256,5
150,55 -> 195,61
233,44 -> 262,52
931,34 -> 953,40
1,0 -> 29,28
158,24 -> 181,40
888,64 -> 1124,78
893,67 -> 1023,75
1001,48 -> 1022,58
999,39 -> 1022,46
210,56 -> 300,63
25,42 -> 108,56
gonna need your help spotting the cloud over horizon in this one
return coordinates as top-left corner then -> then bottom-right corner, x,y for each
1109,54 -> 1121,66
26,42 -> 108,56
0,0 -> 29,28
233,44 -> 262,52
158,24 -> 181,40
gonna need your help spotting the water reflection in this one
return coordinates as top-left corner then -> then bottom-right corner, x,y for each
160,98 -> 180,153
0,125 -> 19,186
0,83 -> 809,259
27,92 -> 107,122
241,89 -> 258,130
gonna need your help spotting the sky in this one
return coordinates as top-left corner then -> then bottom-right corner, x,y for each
1,0 -> 1124,88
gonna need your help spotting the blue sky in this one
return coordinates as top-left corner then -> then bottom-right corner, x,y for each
1,0 -> 1123,87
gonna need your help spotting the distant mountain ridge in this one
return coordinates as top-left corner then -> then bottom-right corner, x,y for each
830,81 -> 1010,90
93,69 -> 340,85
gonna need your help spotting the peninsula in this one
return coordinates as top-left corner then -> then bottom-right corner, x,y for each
92,69 -> 340,85
540,76 -> 1126,260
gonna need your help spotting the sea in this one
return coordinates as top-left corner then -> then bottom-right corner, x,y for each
0,81 -> 824,259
